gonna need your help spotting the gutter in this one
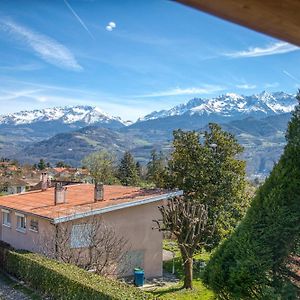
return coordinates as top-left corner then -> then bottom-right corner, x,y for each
0,205 -> 53,222
52,190 -> 183,224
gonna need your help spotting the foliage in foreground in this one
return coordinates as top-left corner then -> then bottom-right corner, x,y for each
203,97 -> 300,299
3,249 -> 150,300
165,124 -> 250,247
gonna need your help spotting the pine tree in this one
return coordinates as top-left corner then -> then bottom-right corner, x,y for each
203,93 -> 300,299
37,159 -> 46,170
117,151 -> 139,186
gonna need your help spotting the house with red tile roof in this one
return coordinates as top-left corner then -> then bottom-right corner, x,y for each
0,181 -> 182,278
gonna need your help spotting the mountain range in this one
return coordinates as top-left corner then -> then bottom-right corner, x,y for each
0,105 -> 125,127
132,91 -> 296,131
0,91 -> 297,178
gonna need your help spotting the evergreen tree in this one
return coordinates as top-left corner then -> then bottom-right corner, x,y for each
165,124 -> 249,245
203,93 -> 300,299
117,151 -> 139,186
146,149 -> 166,187
37,159 -> 46,170
136,161 -> 142,178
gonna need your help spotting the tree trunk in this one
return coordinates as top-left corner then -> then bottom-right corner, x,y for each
183,257 -> 193,289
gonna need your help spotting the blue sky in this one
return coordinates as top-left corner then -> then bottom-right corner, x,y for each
0,0 -> 299,121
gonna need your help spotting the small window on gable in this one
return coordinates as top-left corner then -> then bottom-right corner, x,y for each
16,213 -> 26,232
30,219 -> 39,232
2,209 -> 11,227
70,224 -> 92,248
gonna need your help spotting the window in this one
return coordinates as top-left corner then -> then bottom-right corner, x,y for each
29,219 -> 39,232
16,213 -> 26,232
17,186 -> 22,193
70,224 -> 92,248
2,209 -> 11,227
2,187 -> 8,193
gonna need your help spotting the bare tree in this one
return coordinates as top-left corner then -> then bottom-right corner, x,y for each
37,216 -> 130,276
154,196 -> 215,289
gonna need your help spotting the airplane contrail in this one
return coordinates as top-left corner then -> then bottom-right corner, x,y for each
283,70 -> 300,83
64,0 -> 95,40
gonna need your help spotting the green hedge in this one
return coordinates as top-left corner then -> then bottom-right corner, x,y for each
4,250 -> 151,300
203,99 -> 300,299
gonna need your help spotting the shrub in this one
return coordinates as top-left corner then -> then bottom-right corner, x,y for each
4,250 -> 151,300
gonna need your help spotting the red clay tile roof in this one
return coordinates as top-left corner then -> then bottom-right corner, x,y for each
0,184 -> 179,221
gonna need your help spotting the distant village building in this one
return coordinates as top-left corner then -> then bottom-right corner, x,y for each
0,181 -> 182,278
0,178 -> 27,195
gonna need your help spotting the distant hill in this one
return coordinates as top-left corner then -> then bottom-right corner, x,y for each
1,91 -> 296,177
0,105 -> 126,157
14,113 -> 291,178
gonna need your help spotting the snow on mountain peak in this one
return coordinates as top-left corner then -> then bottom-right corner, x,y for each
0,105 -> 126,126
139,91 -> 297,122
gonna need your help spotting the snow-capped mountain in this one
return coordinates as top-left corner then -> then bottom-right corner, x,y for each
138,91 -> 297,122
0,105 -> 125,126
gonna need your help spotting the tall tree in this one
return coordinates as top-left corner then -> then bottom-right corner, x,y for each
203,93 -> 300,299
37,159 -> 47,170
55,161 -> 71,168
147,149 -> 166,187
154,196 -> 214,289
82,151 -> 116,185
165,124 -> 250,246
117,151 -> 139,186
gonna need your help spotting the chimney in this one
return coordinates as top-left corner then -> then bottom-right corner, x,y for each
94,182 -> 104,202
54,183 -> 67,205
41,172 -> 48,191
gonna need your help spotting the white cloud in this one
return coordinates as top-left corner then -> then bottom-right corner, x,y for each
264,82 -> 279,88
136,85 -> 224,98
109,22 -> 116,28
0,19 -> 82,71
225,42 -> 299,58
236,84 -> 256,89
106,21 -> 116,31
0,63 -> 42,71
0,89 -> 42,101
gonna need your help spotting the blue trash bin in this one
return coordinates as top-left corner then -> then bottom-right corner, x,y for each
134,268 -> 144,287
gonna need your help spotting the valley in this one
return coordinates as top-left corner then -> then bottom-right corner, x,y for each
0,91 -> 296,178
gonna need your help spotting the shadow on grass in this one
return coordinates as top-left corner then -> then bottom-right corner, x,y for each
151,247 -> 215,299
150,285 -> 185,298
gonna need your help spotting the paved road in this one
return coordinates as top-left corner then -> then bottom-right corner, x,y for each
0,276 -> 31,300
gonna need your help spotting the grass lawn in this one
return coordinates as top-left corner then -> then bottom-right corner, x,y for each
149,240 -> 215,299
